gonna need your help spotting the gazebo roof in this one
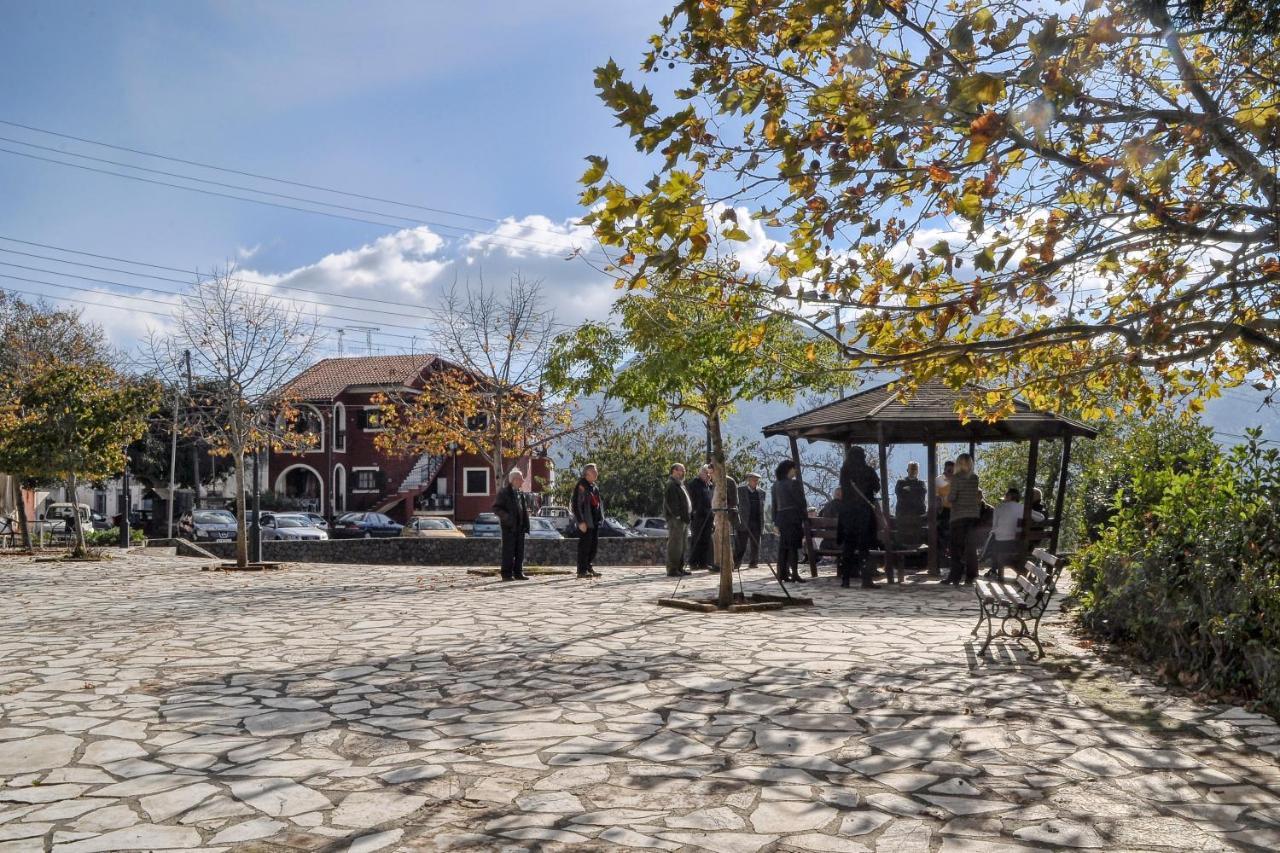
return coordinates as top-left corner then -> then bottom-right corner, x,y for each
762,379 -> 1098,444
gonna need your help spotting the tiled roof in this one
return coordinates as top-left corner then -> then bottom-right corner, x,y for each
283,355 -> 441,400
763,379 -> 1097,443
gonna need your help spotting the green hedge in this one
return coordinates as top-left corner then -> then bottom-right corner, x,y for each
1075,428 -> 1280,713
84,528 -> 145,546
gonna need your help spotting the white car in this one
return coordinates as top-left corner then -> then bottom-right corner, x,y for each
261,513 -> 329,541
528,517 -> 563,540
631,516 -> 669,537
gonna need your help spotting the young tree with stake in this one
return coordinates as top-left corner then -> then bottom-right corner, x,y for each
145,271 -> 320,567
548,264 -> 842,608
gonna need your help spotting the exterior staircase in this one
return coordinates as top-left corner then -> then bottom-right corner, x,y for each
374,452 -> 447,517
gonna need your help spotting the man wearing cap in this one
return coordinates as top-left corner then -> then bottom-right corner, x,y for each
735,471 -> 765,568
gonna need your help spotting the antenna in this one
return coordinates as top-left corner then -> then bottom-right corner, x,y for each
345,326 -> 380,356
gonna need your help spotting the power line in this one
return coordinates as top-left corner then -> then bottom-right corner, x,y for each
0,117 -> 507,226
0,235 -> 580,330
0,270 -> 426,344
0,258 -> 440,333
0,147 -> 606,262
0,126 -> 612,262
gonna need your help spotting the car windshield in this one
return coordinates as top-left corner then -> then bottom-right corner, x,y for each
416,519 -> 450,530
530,518 -> 552,530
275,517 -> 306,528
337,513 -> 364,524
194,511 -> 234,525
475,514 -> 498,524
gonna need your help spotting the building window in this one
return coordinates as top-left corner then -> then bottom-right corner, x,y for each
333,403 -> 346,451
353,468 -> 381,493
463,467 -> 490,496
291,405 -> 324,452
357,407 -> 385,431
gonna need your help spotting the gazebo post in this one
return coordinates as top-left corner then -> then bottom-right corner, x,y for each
790,435 -> 819,578
1022,438 -> 1040,559
876,423 -> 891,580
926,440 -> 938,576
1050,435 -> 1073,553
968,439 -> 976,460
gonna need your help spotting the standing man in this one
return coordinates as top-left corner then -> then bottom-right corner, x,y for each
722,466 -> 739,568
735,472 -> 765,569
663,463 -> 693,577
571,463 -> 603,579
492,469 -> 531,582
687,464 -> 715,572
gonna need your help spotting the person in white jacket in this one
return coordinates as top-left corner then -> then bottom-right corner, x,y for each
988,487 -> 1043,579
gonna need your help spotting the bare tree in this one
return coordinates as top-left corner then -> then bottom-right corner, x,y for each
145,271 -> 320,567
377,272 -> 580,489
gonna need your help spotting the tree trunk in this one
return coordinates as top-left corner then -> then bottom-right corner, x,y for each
708,410 -> 734,609
233,451 -> 248,567
15,487 -> 31,551
65,473 -> 86,558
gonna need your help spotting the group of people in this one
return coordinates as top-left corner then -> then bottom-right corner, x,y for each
662,462 -> 767,577
491,463 -> 605,581
491,451 -> 1047,589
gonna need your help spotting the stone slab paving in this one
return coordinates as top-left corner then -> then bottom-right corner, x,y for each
1,553 -> 1279,852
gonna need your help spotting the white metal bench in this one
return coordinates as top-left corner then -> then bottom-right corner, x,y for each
971,548 -> 1064,660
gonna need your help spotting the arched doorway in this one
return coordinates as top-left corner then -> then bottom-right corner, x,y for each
275,464 -> 323,513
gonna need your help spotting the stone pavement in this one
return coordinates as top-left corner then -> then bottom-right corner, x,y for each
1,554 -> 1279,853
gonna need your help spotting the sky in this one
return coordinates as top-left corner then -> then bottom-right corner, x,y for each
1,0 -> 1275,445
0,0 -> 676,355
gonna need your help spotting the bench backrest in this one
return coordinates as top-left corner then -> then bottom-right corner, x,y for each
1015,549 -> 1064,603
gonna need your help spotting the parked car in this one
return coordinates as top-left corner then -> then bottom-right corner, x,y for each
566,516 -> 640,538
331,511 -> 402,539
528,517 -> 563,540
401,517 -> 465,539
261,513 -> 329,541
178,509 -> 238,542
534,505 -> 575,535
42,503 -> 105,531
471,512 -> 501,538
631,516 -> 669,537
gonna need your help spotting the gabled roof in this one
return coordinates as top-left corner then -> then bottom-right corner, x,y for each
763,379 -> 1098,444
283,354 -> 441,400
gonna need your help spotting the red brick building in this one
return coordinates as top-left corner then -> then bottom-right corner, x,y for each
267,355 -> 554,523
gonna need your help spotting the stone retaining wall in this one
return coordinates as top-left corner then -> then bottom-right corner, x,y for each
190,534 -> 782,568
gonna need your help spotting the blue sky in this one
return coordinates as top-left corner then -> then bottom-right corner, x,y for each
0,0 -> 670,352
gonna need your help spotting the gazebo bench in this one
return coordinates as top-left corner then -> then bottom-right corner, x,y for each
971,548 -> 1064,660
803,515 -> 925,582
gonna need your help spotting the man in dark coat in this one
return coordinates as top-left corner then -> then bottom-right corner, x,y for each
735,472 -> 765,568
839,447 -> 882,588
687,464 -> 714,571
492,469 -> 531,582
663,463 -> 693,577
571,463 -> 603,579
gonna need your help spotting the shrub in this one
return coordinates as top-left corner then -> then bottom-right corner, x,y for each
1075,429 -> 1280,713
84,528 -> 145,546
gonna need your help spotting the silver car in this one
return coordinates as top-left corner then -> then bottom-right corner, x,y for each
261,513 -> 329,541
631,516 -> 669,538
527,517 -> 563,540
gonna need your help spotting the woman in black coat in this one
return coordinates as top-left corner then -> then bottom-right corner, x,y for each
839,447 -> 881,588
771,460 -> 808,583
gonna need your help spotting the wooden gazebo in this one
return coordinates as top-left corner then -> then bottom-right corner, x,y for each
762,380 -> 1098,576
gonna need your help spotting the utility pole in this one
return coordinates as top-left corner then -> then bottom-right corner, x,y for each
337,329 -> 344,355
166,379 -> 179,539
251,447 -> 262,564
118,459 -> 131,548
185,350 -> 201,510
